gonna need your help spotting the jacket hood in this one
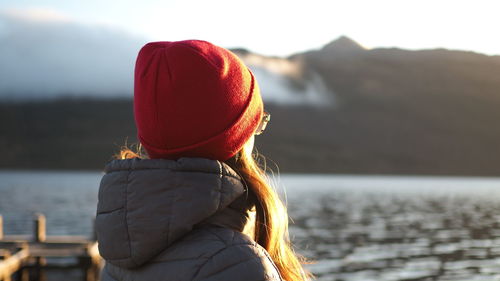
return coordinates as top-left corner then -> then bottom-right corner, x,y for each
95,157 -> 248,269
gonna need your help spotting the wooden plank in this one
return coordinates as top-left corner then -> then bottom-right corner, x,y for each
2,241 -> 90,248
44,236 -> 90,243
0,235 -> 30,242
0,242 -> 20,248
2,241 -> 97,258
2,235 -> 89,243
29,247 -> 87,257
0,248 -> 29,280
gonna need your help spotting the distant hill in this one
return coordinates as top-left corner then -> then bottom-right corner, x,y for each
248,36 -> 500,175
296,36 -> 500,104
319,35 -> 366,54
2,36 -> 500,175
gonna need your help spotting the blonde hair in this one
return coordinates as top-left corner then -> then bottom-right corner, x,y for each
117,144 -> 312,281
225,145 -> 312,281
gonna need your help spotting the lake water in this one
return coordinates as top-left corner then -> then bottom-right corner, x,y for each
1,171 -> 500,281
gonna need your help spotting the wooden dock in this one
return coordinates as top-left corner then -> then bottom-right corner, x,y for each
0,214 -> 102,281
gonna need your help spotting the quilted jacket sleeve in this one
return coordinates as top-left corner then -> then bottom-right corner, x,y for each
193,243 -> 283,281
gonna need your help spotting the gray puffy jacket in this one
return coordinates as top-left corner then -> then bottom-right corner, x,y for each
96,157 -> 283,281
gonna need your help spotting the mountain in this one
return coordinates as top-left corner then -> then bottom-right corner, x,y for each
297,40 -> 500,103
320,35 -> 366,54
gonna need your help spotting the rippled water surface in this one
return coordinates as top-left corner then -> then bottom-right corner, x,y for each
1,171 -> 500,281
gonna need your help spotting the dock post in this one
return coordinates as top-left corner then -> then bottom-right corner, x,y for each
13,266 -> 29,281
31,257 -> 46,281
80,256 -> 95,281
0,215 -> 3,240
33,214 -> 47,281
33,214 -> 46,243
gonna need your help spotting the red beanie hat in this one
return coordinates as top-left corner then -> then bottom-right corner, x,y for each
134,40 -> 263,161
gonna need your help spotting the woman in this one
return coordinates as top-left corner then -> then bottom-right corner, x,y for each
95,40 -> 310,281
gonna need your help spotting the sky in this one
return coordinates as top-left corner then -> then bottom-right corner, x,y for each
1,0 -> 499,98
1,0 -> 500,57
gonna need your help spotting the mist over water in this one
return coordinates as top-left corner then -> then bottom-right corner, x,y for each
238,53 -> 333,106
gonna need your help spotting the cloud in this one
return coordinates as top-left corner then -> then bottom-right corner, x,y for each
0,8 -> 147,99
0,8 -> 332,105
2,7 -> 72,22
